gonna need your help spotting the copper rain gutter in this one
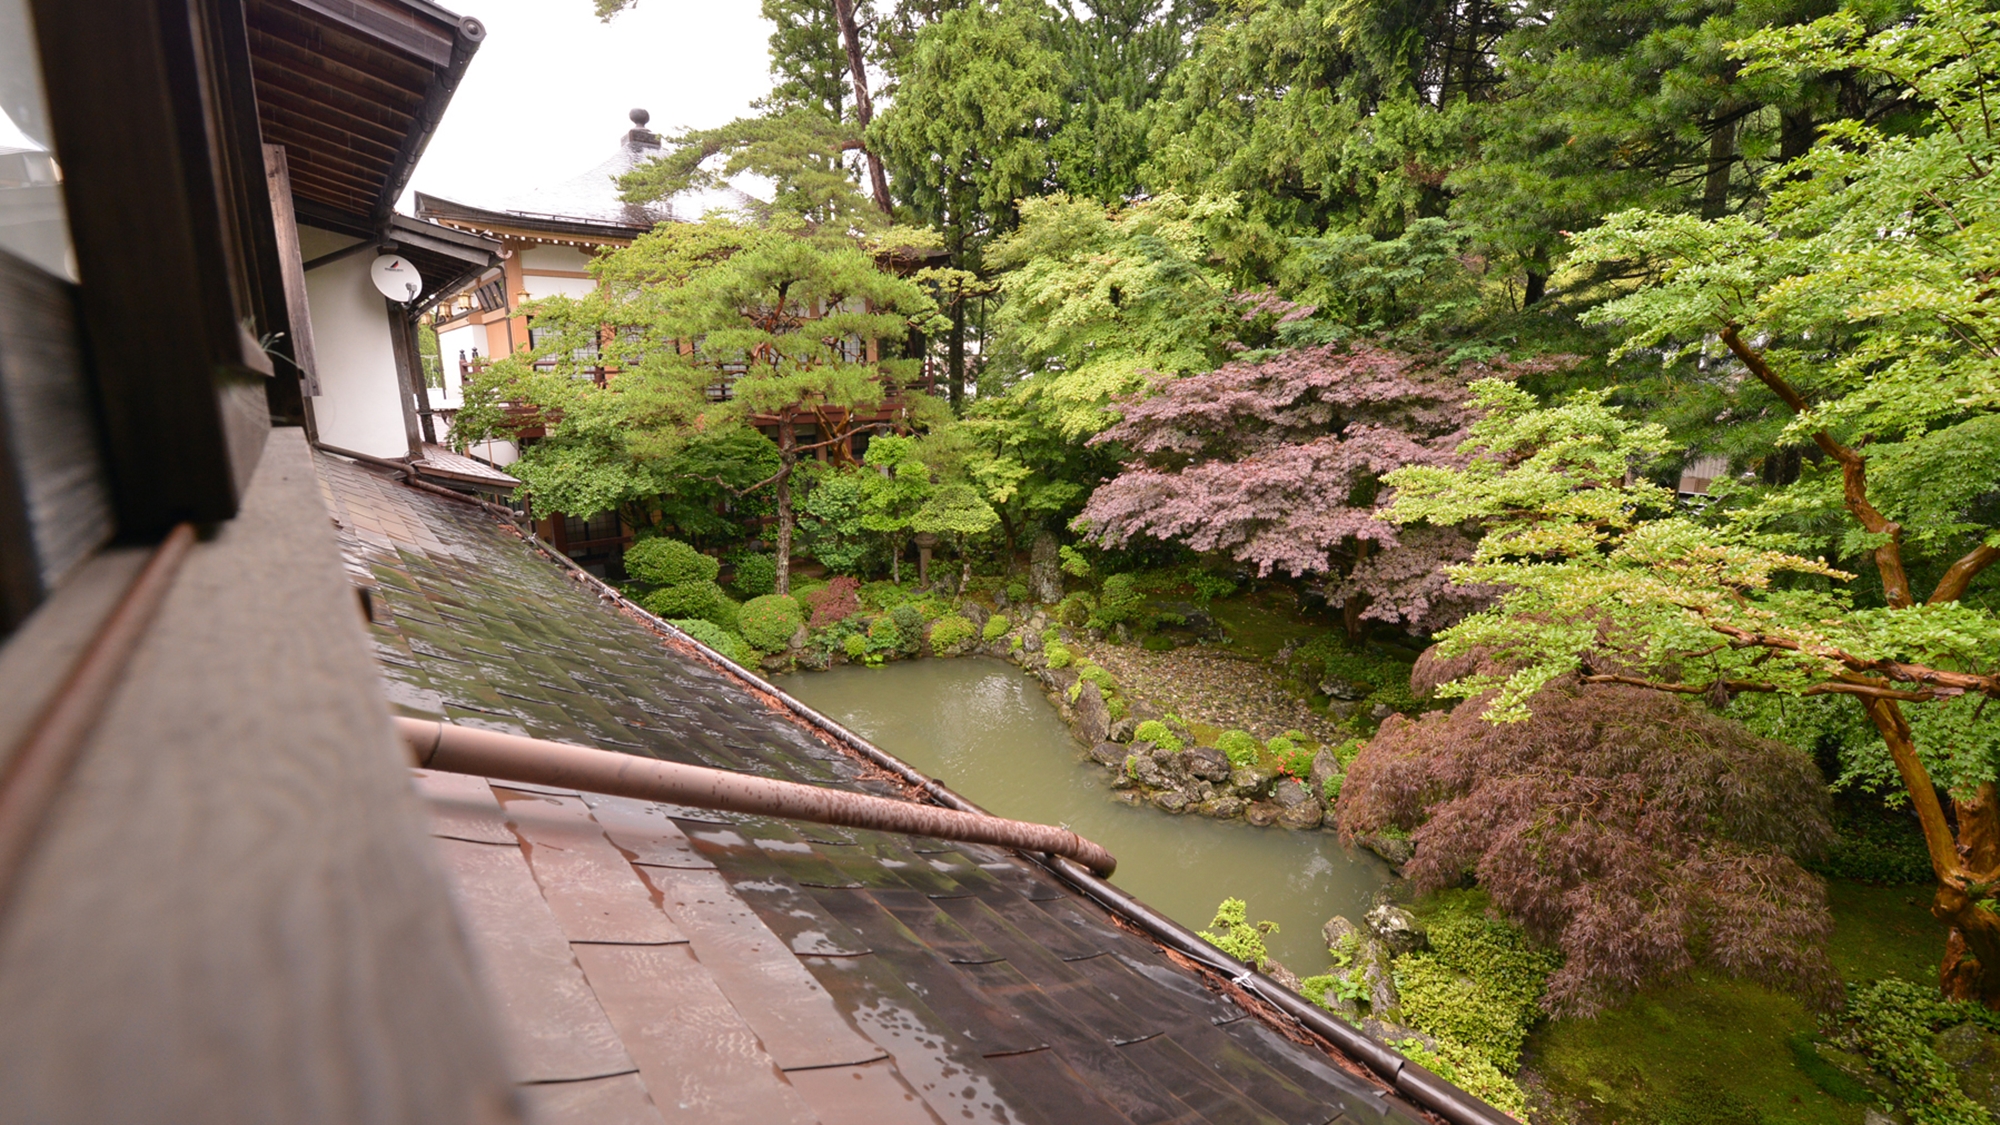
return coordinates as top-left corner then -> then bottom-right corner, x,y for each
394,717 -> 1120,878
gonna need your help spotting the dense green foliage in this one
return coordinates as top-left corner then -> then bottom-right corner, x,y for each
1216,729 -> 1260,768
740,593 -> 805,652
926,614 -> 976,652
668,617 -> 760,669
1845,977 -> 1998,1125
1393,899 -> 1561,1072
1132,719 -> 1181,752
1199,898 -> 1276,970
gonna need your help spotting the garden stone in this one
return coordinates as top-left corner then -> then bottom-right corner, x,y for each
1109,770 -> 1136,790
1244,802 -> 1280,827
1328,700 -> 1362,720
1309,748 -> 1342,789
960,602 -> 989,628
1370,703 -> 1397,720
1028,611 -> 1048,632
1090,741 -> 1126,768
1150,790 -> 1189,813
1029,532 -> 1063,604
1113,790 -> 1144,806
1273,778 -> 1315,809
1360,942 -> 1399,1014
1108,718 -> 1139,742
795,647 -> 831,672
1126,739 -> 1158,758
1358,833 -> 1416,870
789,623 -> 809,650
1230,765 -> 1276,798
1022,630 -> 1043,653
1365,905 -> 1429,956
1131,755 -> 1168,789
1184,745 -> 1231,782
1074,682 -> 1110,744
1319,677 -> 1367,701
1276,796 -> 1324,830
1262,959 -> 1303,994
1362,1019 -> 1433,1052
1322,915 -> 1361,952
1045,666 -> 1078,694
1197,796 -> 1246,818
1934,1023 -> 2000,1111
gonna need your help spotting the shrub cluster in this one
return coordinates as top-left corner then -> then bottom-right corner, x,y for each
927,615 -> 976,653
644,580 -> 725,620
867,615 -> 902,652
1846,977 -> 1997,1125
1090,572 -> 1146,628
625,537 -> 718,587
843,632 -> 869,660
859,581 -> 912,611
982,613 -> 1011,642
1133,719 -> 1182,753
1392,898 -> 1561,1072
1044,640 -> 1074,669
739,594 -> 803,653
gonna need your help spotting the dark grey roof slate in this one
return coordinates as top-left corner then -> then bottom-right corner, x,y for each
314,450 -> 1433,1125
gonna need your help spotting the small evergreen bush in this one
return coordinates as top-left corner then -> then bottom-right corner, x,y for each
667,618 -> 758,669
644,579 -> 724,620
701,592 -> 742,634
867,614 -> 902,653
909,595 -> 952,621
1185,567 -> 1237,603
624,538 -> 718,588
728,552 -> 777,598
1276,742 -> 1315,778
1216,730 -> 1260,767
1391,898 -> 1560,1073
889,604 -> 925,652
982,613 -> 1011,641
739,594 -> 804,652
1389,1039 -> 1528,1121
1133,720 -> 1182,753
1076,664 -> 1116,695
1200,898 -> 1275,970
843,632 -> 868,660
1044,641 -> 1074,669
1055,591 -> 1095,627
1004,579 -> 1029,603
928,615 -> 976,652
1090,573 -> 1145,627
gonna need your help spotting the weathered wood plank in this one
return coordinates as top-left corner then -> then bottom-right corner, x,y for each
0,429 -> 517,1124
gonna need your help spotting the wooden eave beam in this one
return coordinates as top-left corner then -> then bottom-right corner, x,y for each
281,0 -> 456,67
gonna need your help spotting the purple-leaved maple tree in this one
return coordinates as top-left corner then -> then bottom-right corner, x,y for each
1076,343 -> 1503,637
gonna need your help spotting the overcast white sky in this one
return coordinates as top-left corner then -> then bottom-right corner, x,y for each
403,0 -> 774,208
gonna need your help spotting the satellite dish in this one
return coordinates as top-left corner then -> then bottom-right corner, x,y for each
370,254 -> 422,302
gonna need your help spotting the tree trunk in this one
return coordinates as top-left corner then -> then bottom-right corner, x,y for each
1522,259 -> 1548,307
1864,697 -> 2000,1006
947,297 -> 966,411
775,438 -> 796,596
1702,114 -> 1738,219
832,0 -> 894,220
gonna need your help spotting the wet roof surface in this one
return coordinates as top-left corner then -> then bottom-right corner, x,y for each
314,451 -> 1430,1125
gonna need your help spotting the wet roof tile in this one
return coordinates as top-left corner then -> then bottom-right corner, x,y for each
314,451 -> 1439,1125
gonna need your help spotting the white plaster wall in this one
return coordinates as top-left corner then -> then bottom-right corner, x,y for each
522,274 -> 597,302
434,321 -> 487,408
519,245 -> 590,272
299,225 -> 409,457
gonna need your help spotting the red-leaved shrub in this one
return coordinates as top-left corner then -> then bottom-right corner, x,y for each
805,575 -> 860,628
1339,679 -> 1838,1016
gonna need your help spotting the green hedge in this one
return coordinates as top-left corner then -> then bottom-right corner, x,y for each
643,580 -> 724,620
729,553 -> 777,598
928,615 -> 976,652
667,618 -> 758,669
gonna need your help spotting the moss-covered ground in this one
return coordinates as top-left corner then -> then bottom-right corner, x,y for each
1521,880 -> 1940,1124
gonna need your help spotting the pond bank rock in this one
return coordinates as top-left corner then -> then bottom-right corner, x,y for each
1074,680 -> 1110,744
1356,833 -> 1416,871
1184,745 -> 1231,782
1365,905 -> 1428,956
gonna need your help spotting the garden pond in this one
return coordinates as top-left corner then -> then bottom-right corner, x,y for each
775,655 -> 1395,970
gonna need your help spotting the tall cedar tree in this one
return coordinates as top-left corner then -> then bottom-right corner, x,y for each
1384,0 -> 2000,1003
1077,343 -> 1502,638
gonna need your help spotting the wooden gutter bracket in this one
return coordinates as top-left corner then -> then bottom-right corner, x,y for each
396,717 -> 1120,878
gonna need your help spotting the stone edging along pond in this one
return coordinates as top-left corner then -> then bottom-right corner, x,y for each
766,595 -> 1371,841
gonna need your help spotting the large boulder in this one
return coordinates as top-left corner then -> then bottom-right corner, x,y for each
1262,959 -> 1304,994
1029,532 -> 1063,604
1196,796 -> 1246,819
1108,717 -> 1139,743
1935,1022 -> 2000,1112
959,601 -> 990,628
1277,798 -> 1325,830
1319,677 -> 1367,701
1358,833 -> 1416,871
1150,790 -> 1190,813
1230,764 -> 1277,798
1184,745 -> 1231,782
1322,915 -> 1362,953
1089,741 -> 1126,768
1244,802 -> 1281,827
1365,905 -> 1429,956
1080,680 -> 1112,740
1021,629 -> 1044,653
1361,942 -> 1400,1015
1309,748 -> 1343,790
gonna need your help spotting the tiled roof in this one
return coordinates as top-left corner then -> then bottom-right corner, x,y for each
412,443 -> 521,493
313,450 -> 1437,1125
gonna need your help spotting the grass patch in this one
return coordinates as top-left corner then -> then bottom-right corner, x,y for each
1208,588 -> 1330,659
1523,878 -> 1941,1125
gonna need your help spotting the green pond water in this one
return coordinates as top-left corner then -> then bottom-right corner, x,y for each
774,656 -> 1395,971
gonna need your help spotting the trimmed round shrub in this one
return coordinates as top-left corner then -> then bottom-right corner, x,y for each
1004,580 -> 1029,604
667,617 -> 758,669
1076,663 -> 1116,695
1216,730 -> 1261,767
1044,641 -> 1074,669
643,579 -> 723,619
928,615 -> 976,653
804,575 -> 861,627
1055,591 -> 1095,627
1091,572 -> 1145,627
867,615 -> 902,652
843,632 -> 868,659
729,553 -> 777,598
1133,720 -> 1182,753
625,538 -> 718,588
739,594 -> 804,652
982,613 -> 1011,641
702,593 -> 741,634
